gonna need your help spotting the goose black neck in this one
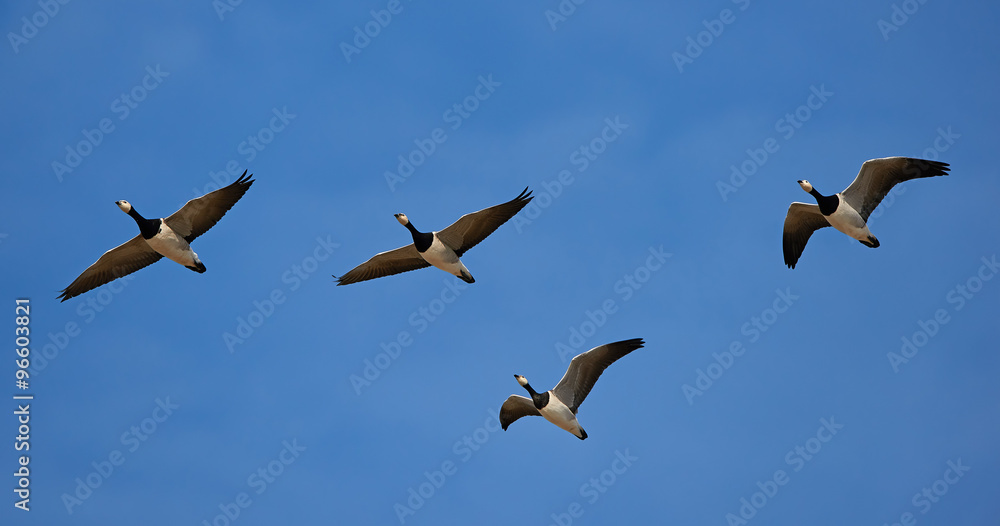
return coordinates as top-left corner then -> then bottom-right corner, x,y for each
522,383 -> 549,409
809,189 -> 840,216
127,207 -> 146,222
128,208 -> 161,239
405,222 -> 434,252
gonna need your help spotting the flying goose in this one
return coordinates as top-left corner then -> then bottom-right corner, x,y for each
499,338 -> 645,440
335,187 -> 533,285
783,157 -> 949,269
58,172 -> 255,301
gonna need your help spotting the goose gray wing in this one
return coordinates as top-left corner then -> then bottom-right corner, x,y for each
58,235 -> 163,301
499,395 -> 541,430
552,338 -> 645,413
841,157 -> 950,222
434,187 -> 533,257
163,172 -> 254,243
335,244 -> 430,285
782,202 -> 831,269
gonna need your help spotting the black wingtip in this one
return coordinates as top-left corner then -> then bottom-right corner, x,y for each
615,337 -> 645,349
904,158 -> 951,179
232,170 -> 255,187
783,240 -> 798,269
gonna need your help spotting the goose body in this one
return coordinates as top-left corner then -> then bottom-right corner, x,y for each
58,172 -> 254,301
499,338 -> 645,440
142,220 -> 204,272
783,157 -> 949,268
335,187 -> 532,285
536,393 -> 584,438
418,233 -> 475,283
817,193 -> 878,247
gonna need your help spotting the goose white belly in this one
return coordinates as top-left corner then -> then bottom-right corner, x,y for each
827,199 -> 873,242
145,222 -> 200,267
539,394 -> 583,436
421,235 -> 469,277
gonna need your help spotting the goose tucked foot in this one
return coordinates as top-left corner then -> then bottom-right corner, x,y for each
187,261 -> 207,273
459,270 -> 475,284
859,236 -> 880,248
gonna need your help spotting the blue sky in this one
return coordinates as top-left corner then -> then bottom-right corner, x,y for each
2,1 -> 999,524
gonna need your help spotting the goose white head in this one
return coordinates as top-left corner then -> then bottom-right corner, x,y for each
115,200 -> 132,213
514,374 -> 529,387
394,213 -> 409,226
797,180 -> 814,193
